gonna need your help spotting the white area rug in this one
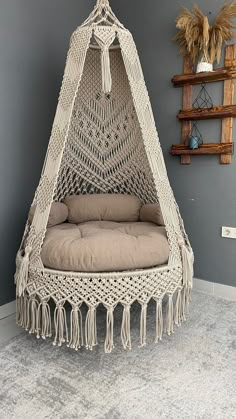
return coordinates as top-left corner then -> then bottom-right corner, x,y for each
0,292 -> 236,419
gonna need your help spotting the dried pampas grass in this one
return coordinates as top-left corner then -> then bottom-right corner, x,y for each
174,1 -> 236,65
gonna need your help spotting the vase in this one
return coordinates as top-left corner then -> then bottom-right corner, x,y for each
189,136 -> 201,150
196,61 -> 213,73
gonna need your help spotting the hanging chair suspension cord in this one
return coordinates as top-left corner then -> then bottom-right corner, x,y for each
96,0 -> 110,8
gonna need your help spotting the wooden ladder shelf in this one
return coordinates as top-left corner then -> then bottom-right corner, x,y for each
170,45 -> 236,164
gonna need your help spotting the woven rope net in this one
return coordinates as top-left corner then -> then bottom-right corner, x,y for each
15,1 -> 193,353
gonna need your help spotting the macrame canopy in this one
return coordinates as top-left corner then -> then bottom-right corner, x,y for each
15,0 -> 193,353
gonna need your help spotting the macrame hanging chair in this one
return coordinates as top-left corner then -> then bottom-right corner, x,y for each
15,0 -> 194,353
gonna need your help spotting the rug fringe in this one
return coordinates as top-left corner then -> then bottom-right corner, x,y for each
121,305 -> 131,350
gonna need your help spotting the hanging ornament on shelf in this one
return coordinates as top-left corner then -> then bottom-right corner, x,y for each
186,122 -> 203,150
192,83 -> 213,109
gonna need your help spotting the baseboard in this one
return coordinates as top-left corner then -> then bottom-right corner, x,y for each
194,278 -> 236,301
0,300 -> 16,320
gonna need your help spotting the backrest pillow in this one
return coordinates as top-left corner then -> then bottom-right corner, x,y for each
64,194 -> 142,223
139,203 -> 164,226
28,202 -> 68,228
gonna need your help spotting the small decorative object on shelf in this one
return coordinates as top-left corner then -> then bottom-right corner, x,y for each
187,123 -> 203,150
174,1 -> 236,73
192,83 -> 213,109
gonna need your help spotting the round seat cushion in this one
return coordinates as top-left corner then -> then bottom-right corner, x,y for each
41,221 -> 170,273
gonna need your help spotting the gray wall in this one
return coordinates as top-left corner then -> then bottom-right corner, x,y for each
0,0 -> 235,305
113,0 -> 236,288
0,0 -> 93,305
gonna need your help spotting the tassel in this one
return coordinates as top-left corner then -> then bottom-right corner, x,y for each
101,46 -> 112,93
85,306 -> 97,350
104,307 -> 114,353
15,246 -> 32,297
121,305 -> 131,350
16,296 -> 24,327
155,300 -> 163,343
174,289 -> 182,327
68,306 -> 83,351
180,242 -> 193,292
139,303 -> 147,347
53,305 -> 68,346
180,287 -> 187,322
166,295 -> 174,336
36,301 -> 52,339
27,297 -> 39,334
21,294 -> 29,329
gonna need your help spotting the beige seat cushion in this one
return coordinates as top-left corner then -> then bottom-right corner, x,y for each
64,194 -> 142,224
41,221 -> 169,273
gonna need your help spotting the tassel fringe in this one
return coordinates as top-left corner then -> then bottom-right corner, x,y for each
68,306 -> 83,351
174,289 -> 182,327
121,305 -> 131,350
85,306 -> 97,350
155,300 -> 163,343
181,242 -> 193,292
105,307 -> 114,353
53,305 -> 69,347
27,297 -> 39,334
15,246 -> 32,297
139,303 -> 147,347
166,295 -> 174,336
16,287 -> 191,352
36,301 -> 52,339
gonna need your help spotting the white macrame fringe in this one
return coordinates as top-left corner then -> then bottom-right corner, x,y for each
166,295 -> 174,336
16,295 -> 28,329
155,300 -> 163,343
28,297 -> 39,334
68,307 -> 83,350
105,307 -> 114,353
139,303 -> 147,347
36,300 -> 52,339
85,306 -> 97,350
121,305 -> 131,350
174,288 -> 182,327
53,305 -> 69,347
181,242 -> 193,299
16,288 -> 190,352
15,246 -> 32,297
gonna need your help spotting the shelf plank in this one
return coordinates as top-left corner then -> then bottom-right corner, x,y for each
172,67 -> 236,87
177,105 -> 236,121
221,45 -> 236,164
170,143 -> 234,156
181,55 -> 193,164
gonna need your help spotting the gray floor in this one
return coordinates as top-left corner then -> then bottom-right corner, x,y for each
0,291 -> 236,419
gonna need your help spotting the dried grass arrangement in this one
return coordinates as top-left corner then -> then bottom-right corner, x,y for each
174,1 -> 236,69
